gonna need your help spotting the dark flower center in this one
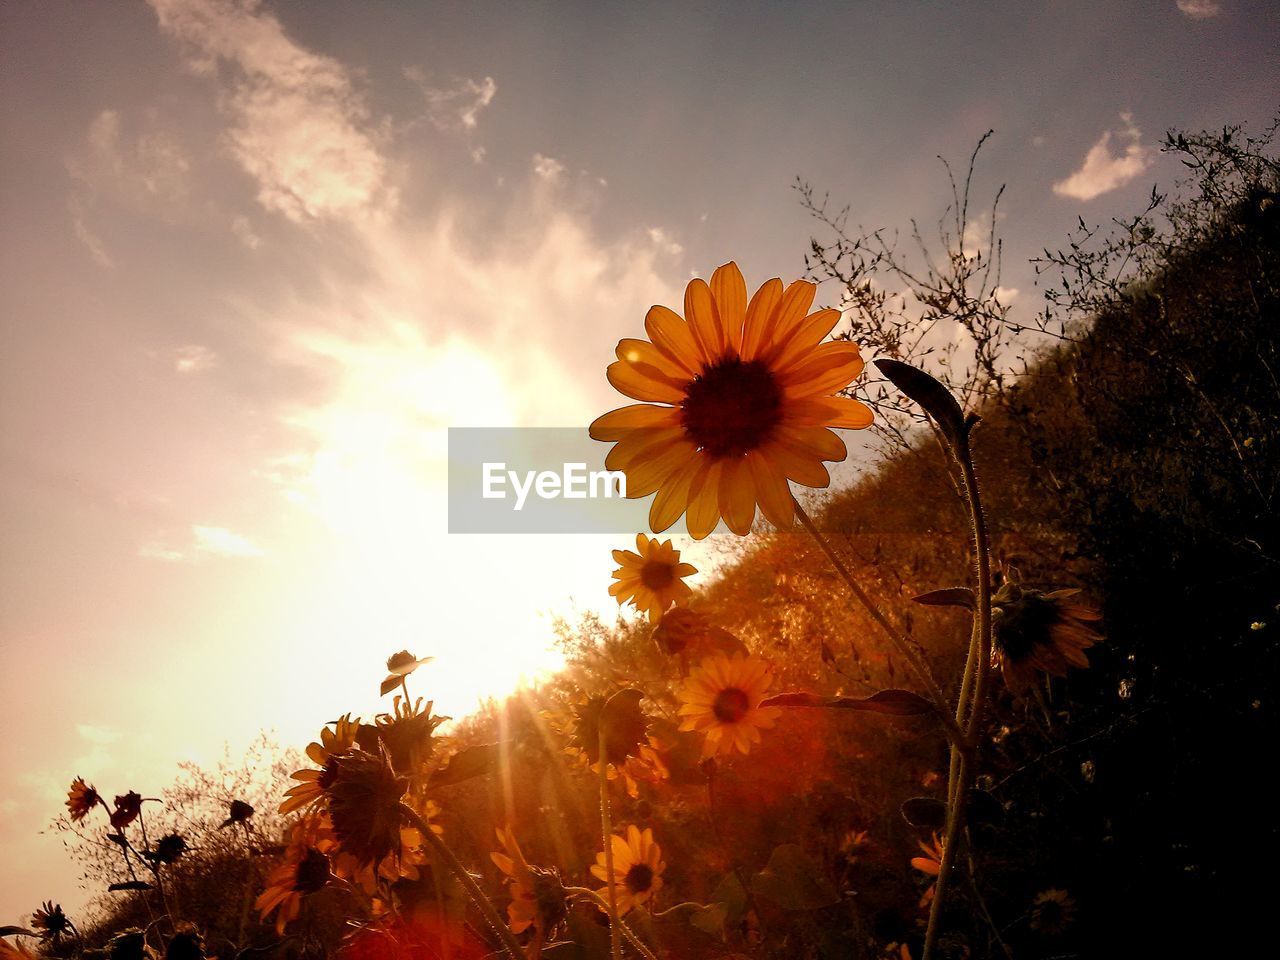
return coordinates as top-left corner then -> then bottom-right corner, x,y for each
624,863 -> 654,893
293,847 -> 331,893
681,356 -> 783,458
639,560 -> 675,591
712,687 -> 751,723
993,590 -> 1060,662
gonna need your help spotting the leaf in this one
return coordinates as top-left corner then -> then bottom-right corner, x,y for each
901,797 -> 948,829
687,902 -> 729,938
0,928 -> 35,938
912,588 -> 975,610
761,689 -> 935,717
874,359 -> 967,447
380,674 -> 405,697
751,844 -> 839,911
430,742 -> 507,789
108,881 -> 152,892
699,872 -> 747,934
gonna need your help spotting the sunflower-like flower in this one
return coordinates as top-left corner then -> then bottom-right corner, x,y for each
1031,888 -> 1076,935
491,826 -> 567,937
991,584 -> 1103,694
590,825 -> 665,915
609,534 -> 696,623
567,689 -> 649,771
381,650 -> 433,696
256,844 -> 333,934
590,262 -> 873,539
279,714 -> 360,815
652,606 -> 744,659
65,778 -> 101,823
375,696 -> 448,781
109,792 -> 143,831
325,748 -> 408,867
0,938 -> 36,960
164,923 -> 206,960
677,654 -> 780,758
147,833 -> 187,865
31,903 -> 71,942
220,799 -> 254,828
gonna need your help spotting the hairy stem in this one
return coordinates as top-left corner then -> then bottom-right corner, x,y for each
598,725 -> 623,960
923,439 -> 994,960
400,803 -> 526,960
564,887 -> 659,960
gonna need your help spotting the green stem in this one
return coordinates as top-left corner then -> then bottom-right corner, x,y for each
792,496 -> 965,747
923,440 -> 994,960
564,887 -> 658,960
400,803 -> 526,960
598,726 -> 623,960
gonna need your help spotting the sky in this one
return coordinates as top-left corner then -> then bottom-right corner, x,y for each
1,0 -> 1276,926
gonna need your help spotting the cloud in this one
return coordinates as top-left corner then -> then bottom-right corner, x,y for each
76,724 -> 122,745
148,0 -> 394,223
404,67 -> 497,131
532,153 -> 566,180
1176,0 -> 1221,19
173,344 -> 218,373
1052,113 -> 1156,201
69,198 -> 115,268
647,227 -> 683,256
140,524 -> 264,561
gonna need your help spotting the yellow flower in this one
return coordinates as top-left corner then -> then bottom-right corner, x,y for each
652,605 -> 745,659
30,903 -> 71,942
590,262 -> 872,538
677,654 -> 781,758
0,939 -> 35,960
991,584 -> 1103,694
279,714 -> 360,815
911,833 -> 945,909
256,845 -> 333,934
590,825 -> 666,915
490,826 -> 566,937
609,534 -> 696,623
65,778 -> 100,823
1031,888 -> 1076,935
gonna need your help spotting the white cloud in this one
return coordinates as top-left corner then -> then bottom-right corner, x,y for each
173,344 -> 218,373
994,285 -> 1019,304
76,724 -> 121,745
69,198 -> 115,268
139,524 -> 264,561
647,227 -> 683,256
231,214 -> 262,248
148,0 -> 394,224
1176,0 -> 1221,19
404,67 -> 497,131
1052,113 -> 1156,201
532,153 -> 565,180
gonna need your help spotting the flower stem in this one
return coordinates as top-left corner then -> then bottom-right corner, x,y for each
400,803 -> 526,960
791,496 -> 965,747
564,887 -> 658,960
923,439 -> 994,960
598,726 -> 623,960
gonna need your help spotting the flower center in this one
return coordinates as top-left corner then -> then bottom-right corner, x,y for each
624,863 -> 654,893
712,687 -> 751,724
639,559 -> 675,591
293,847 -> 331,893
680,356 -> 783,458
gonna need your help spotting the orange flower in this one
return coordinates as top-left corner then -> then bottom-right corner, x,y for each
65,778 -> 100,823
279,714 -> 359,815
490,826 -> 566,937
609,533 -> 696,623
590,825 -> 666,915
677,654 -> 780,758
991,584 -> 1102,693
590,262 -> 872,538
911,832 -> 945,909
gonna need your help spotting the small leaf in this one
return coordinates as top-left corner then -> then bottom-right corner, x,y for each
108,881 -> 152,892
430,742 -> 507,789
380,675 -> 405,697
687,902 -> 729,937
901,797 -> 948,829
704,872 -> 747,932
874,359 -> 967,447
761,689 -> 935,717
752,844 -> 839,911
0,928 -> 35,938
912,588 -> 975,610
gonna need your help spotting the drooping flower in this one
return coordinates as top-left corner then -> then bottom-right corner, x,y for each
147,833 -> 187,865
590,825 -> 666,915
590,262 -> 873,538
1031,888 -> 1077,935
31,903 -> 71,942
220,799 -> 254,828
567,690 -> 649,771
677,654 -> 780,758
109,792 -> 143,831
279,714 -> 360,815
256,845 -> 333,934
652,605 -> 745,659
65,778 -> 101,823
324,748 -> 408,867
991,584 -> 1103,694
381,650 -> 433,696
375,696 -> 448,780
491,826 -> 567,937
163,923 -> 206,960
608,534 -> 696,623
